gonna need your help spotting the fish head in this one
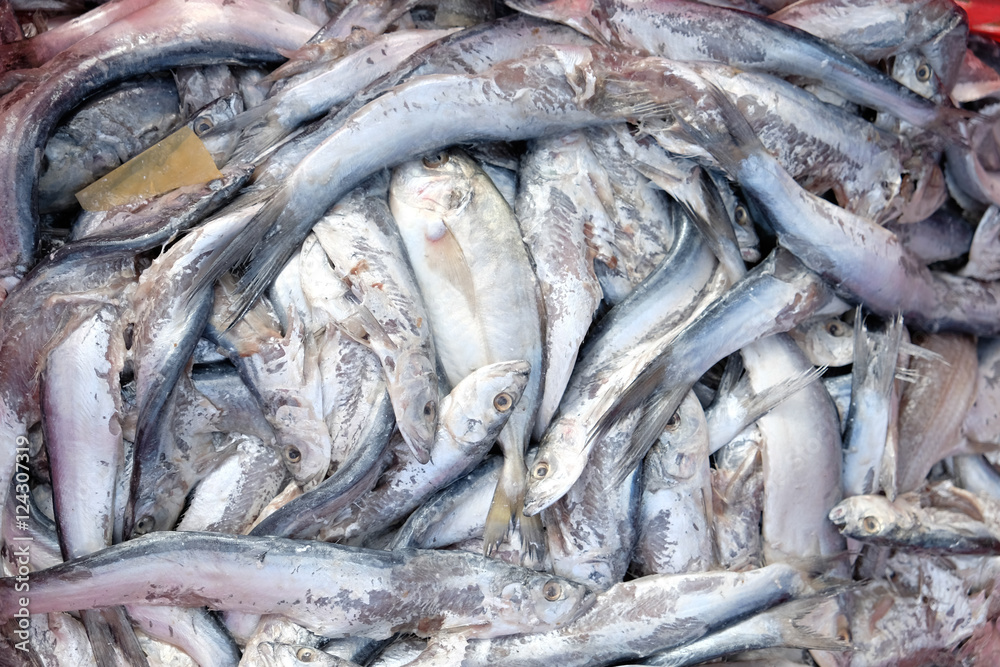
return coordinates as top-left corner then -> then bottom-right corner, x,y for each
394,349 -> 441,464
440,360 -> 531,449
272,415 -> 333,491
501,0 -> 614,47
892,51 -> 949,104
488,573 -> 596,636
390,150 -> 476,223
128,485 -> 186,537
192,92 -> 246,165
521,434 -> 586,516
828,495 -> 909,542
731,202 -> 761,263
255,642 -> 345,666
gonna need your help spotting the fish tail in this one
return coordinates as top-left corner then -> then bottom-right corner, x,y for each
482,479 -> 515,558
483,443 -> 532,559
673,82 -> 765,179
770,595 -> 853,653
517,510 -> 546,569
81,607 -> 150,667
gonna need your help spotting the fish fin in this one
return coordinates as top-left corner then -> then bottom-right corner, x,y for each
81,609 -> 120,667
81,607 -> 150,667
686,169 -> 746,281
517,511 -> 546,569
610,382 -> 690,489
672,82 -> 765,179
771,595 -> 853,652
426,220 -> 478,312
483,446 -> 529,558
740,364 -> 828,429
104,606 -> 150,667
215,194 -> 298,329
855,311 -> 904,396
482,482 -> 515,557
715,353 -> 745,398
231,124 -> 290,165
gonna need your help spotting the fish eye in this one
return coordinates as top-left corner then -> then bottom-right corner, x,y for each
826,320 -> 847,337
665,411 -> 681,430
193,116 -> 215,136
542,580 -> 563,601
422,152 -> 449,168
134,515 -> 155,535
493,392 -> 513,412
295,647 -> 316,662
862,515 -> 881,534
734,205 -> 749,226
532,462 -> 550,479
284,446 -> 302,464
915,62 -> 932,83
422,400 -> 436,420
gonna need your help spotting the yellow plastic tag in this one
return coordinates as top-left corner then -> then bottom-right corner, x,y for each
75,126 -> 223,211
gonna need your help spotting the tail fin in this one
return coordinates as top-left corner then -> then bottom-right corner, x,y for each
81,607 -> 150,667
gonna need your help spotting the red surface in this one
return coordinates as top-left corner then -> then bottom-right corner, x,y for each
956,0 -> 1000,38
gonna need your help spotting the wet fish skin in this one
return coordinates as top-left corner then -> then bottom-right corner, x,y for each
771,0 -> 968,94
588,249 -> 839,506
0,0 -> 317,299
390,148 -> 545,560
841,313 -> 904,497
322,360 -> 531,547
505,0 -> 970,136
124,207 -> 258,537
634,391 -> 714,576
451,563 -> 816,667
515,131 -> 610,440
37,74 -> 181,213
125,605 -> 241,667
249,383 -> 394,540
690,83 -> 1000,335
228,29 -> 457,162
311,178 -> 439,461
202,43 -> 702,326
638,596 -> 847,666
0,532 -> 597,640
829,482 -> 1000,553
523,207 -> 723,517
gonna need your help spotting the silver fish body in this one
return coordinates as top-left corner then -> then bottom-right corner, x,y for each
1,532 -> 597,640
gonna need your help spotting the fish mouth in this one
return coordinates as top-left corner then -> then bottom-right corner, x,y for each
827,506 -> 848,527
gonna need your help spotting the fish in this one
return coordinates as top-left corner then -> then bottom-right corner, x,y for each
390,148 -> 545,562
829,481 -> 1000,553
0,532 -> 597,640
310,177 -> 439,462
0,0 -> 317,301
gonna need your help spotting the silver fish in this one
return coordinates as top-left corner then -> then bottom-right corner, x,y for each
311,178 -> 439,461
0,0 -> 317,300
390,148 -> 545,561
515,131 -> 612,439
634,391 -> 714,576
445,563 -> 817,666
1,532 -> 596,640
829,481 -> 1000,552
321,360 -> 530,547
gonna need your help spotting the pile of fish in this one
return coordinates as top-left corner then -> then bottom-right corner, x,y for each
4,0 -> 1000,663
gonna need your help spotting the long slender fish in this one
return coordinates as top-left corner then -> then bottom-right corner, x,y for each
505,0 -> 971,136
198,44 -> 722,327
0,532 -> 596,640
0,0 -> 317,300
